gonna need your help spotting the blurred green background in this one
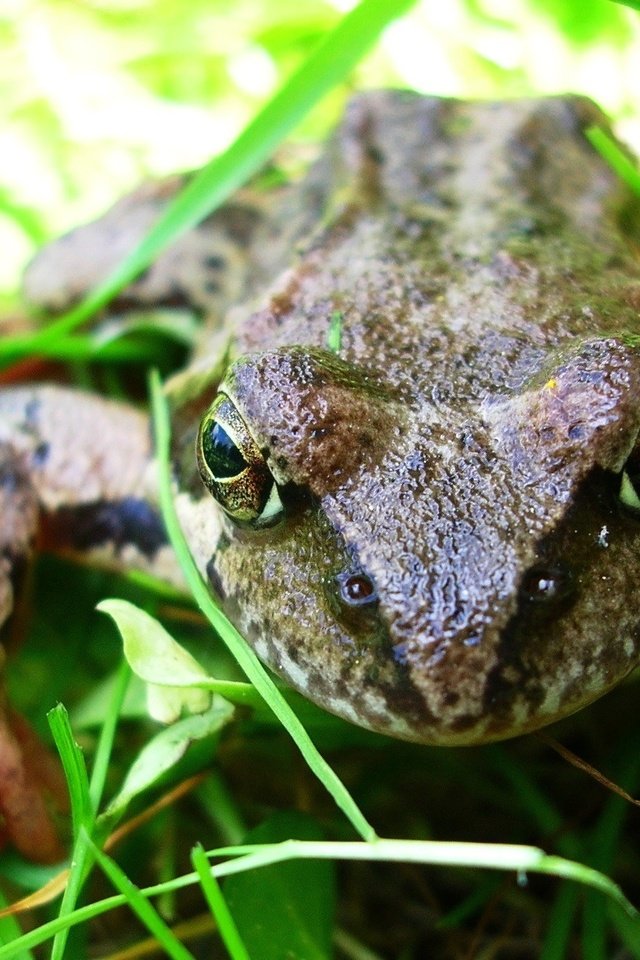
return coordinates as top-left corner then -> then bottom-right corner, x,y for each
1,0 -> 639,302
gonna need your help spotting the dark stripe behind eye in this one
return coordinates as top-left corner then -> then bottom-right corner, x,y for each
50,497 -> 166,558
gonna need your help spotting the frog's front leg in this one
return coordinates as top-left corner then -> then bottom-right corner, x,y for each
0,385 -> 179,861
0,385 -> 179,576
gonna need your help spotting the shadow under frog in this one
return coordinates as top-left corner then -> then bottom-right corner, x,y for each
2,91 -> 640,858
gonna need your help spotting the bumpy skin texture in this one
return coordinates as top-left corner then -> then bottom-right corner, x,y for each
178,94 -> 640,745
1,92 -> 640,795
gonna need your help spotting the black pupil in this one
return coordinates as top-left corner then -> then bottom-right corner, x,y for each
202,421 -> 246,478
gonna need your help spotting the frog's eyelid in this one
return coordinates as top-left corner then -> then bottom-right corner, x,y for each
204,394 -> 248,462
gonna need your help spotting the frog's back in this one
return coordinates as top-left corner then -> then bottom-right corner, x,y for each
229,92 -> 640,404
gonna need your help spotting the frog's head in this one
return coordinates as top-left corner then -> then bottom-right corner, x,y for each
194,339 -> 640,745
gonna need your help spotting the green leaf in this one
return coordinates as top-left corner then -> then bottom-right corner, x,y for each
612,0 -> 640,10
223,813 -> 335,960
97,598 -> 213,722
104,702 -> 233,821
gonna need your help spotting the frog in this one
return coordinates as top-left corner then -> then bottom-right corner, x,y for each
2,90 -> 640,858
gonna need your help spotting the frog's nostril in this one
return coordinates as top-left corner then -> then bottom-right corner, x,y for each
336,570 -> 378,607
520,565 -> 573,604
322,566 -> 383,638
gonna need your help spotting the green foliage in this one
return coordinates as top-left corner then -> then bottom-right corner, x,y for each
1,0 -> 639,301
223,813 -> 335,960
1,2 -> 640,958
587,125 -> 640,193
90,837 -> 197,960
192,844 -> 252,960
528,0 -> 631,43
0,0 -> 415,364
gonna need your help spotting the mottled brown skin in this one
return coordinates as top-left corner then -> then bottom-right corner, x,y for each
180,94 -> 640,745
0,95 -> 639,859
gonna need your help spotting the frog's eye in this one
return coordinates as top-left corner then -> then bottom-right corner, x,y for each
196,393 -> 283,527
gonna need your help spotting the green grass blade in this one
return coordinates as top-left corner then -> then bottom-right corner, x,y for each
582,751 -> 640,957
87,836 -> 196,960
1,837 -> 638,958
197,841 -> 637,920
47,706 -> 95,960
0,895 -> 128,959
89,658 -> 131,815
47,668 -> 130,959
610,902 -> 640,957
192,844 -> 252,960
0,890 -> 34,960
586,126 -> 640,195
327,312 -> 343,353
1,0 -> 416,362
541,883 -> 580,960
47,705 -> 91,839
196,774 -> 247,847
150,372 -> 376,842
